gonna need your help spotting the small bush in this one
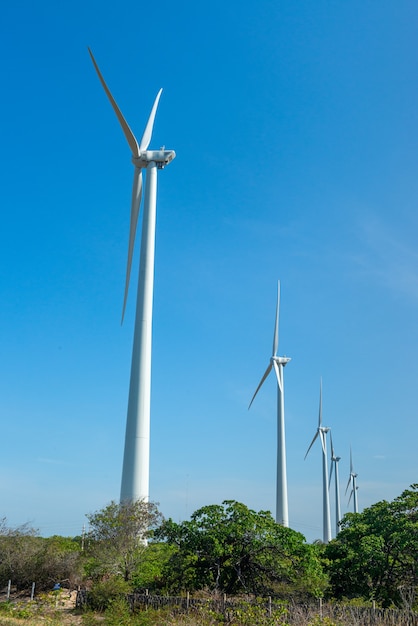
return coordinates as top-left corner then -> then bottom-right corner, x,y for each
82,610 -> 102,625
0,599 -> 36,619
104,595 -> 132,625
0,602 -> 13,615
87,576 -> 132,611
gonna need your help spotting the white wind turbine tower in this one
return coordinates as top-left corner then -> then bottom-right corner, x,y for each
249,281 -> 291,527
329,432 -> 342,535
89,49 -> 175,503
346,447 -> 359,513
305,379 -> 332,543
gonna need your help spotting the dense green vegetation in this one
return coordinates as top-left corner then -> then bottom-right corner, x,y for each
324,483 -> 418,608
85,499 -> 162,583
155,501 -> 326,597
0,519 -> 82,590
0,485 -> 417,619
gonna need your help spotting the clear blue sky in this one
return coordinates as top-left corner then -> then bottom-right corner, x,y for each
0,0 -> 417,542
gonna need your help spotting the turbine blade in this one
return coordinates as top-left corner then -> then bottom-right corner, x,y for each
348,488 -> 353,506
350,446 -> 353,473
318,378 -> 323,427
329,460 -> 334,488
330,431 -> 335,458
272,360 -> 283,393
248,363 -> 272,409
272,280 -> 280,356
304,431 -> 319,460
121,168 -> 142,323
319,429 -> 326,456
139,89 -> 163,151
88,48 -> 140,158
345,475 -> 352,495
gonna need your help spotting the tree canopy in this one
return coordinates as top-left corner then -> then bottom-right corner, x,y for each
86,499 -> 162,582
325,484 -> 418,608
156,500 -> 326,597
2,486 -> 418,610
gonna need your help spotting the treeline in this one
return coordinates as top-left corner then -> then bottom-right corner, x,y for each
0,519 -> 82,590
0,484 -> 417,611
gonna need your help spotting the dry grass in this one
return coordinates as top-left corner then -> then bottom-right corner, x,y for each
1,591 -> 417,626
0,590 -> 83,626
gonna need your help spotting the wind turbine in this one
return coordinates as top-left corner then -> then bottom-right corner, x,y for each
249,281 -> 291,527
345,447 -> 359,513
305,379 -> 332,543
329,432 -> 341,535
89,49 -> 175,504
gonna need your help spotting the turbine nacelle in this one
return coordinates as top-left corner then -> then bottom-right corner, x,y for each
133,149 -> 176,169
272,356 -> 291,367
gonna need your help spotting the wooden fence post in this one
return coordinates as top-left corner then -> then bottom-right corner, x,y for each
30,582 -> 35,601
6,580 -> 11,601
268,596 -> 272,617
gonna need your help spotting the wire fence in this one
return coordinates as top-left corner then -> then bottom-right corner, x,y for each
76,590 -> 418,625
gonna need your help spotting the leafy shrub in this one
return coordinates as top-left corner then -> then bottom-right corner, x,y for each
0,599 -> 35,619
87,576 -> 131,611
225,600 -> 288,625
82,611 -> 102,625
104,595 -> 132,625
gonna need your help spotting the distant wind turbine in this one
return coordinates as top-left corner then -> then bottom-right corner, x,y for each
329,432 -> 342,534
249,281 -> 291,527
89,49 -> 175,504
305,379 -> 332,543
345,447 -> 359,513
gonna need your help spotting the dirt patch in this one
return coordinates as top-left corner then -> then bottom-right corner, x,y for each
0,588 -> 83,625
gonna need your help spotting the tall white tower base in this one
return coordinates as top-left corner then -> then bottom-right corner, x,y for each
120,163 -> 157,502
322,438 -> 332,543
276,363 -> 289,527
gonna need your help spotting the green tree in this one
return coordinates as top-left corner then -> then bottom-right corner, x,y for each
43,535 -> 83,588
325,484 -> 418,607
85,499 -> 162,583
156,500 -> 327,597
131,542 -> 176,591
